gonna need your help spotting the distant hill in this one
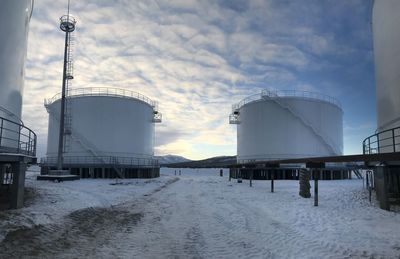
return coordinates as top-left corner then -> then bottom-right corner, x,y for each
155,155 -> 192,165
164,155 -> 237,168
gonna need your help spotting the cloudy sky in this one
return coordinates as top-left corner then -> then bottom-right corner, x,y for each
23,0 -> 376,160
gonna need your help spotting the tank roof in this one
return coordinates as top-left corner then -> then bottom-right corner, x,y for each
45,87 -> 158,109
232,89 -> 342,112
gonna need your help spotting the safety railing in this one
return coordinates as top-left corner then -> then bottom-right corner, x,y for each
41,155 -> 159,167
363,126 -> 400,154
232,89 -> 342,112
45,87 -> 159,110
0,116 -> 37,156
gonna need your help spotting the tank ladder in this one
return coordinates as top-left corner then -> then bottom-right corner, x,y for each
261,90 -> 339,155
63,31 -> 75,152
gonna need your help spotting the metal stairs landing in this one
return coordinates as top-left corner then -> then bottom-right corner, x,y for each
261,90 -> 339,156
229,109 -> 240,124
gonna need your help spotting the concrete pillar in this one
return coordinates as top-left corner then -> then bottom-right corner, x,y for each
374,166 -> 390,211
10,162 -> 27,209
330,170 -> 333,180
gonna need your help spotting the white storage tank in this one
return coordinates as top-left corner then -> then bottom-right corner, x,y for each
0,0 -> 36,154
372,0 -> 400,132
0,0 -> 33,122
367,0 -> 400,154
42,88 -> 161,178
230,90 -> 343,163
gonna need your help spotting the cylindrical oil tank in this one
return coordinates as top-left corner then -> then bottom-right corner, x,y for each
0,0 -> 34,151
0,0 -> 33,122
372,0 -> 400,132
44,88 -> 161,167
230,90 -> 343,163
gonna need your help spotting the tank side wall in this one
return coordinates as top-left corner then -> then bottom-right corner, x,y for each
46,96 -> 155,159
373,0 -> 400,131
0,0 -> 32,121
237,98 -> 343,162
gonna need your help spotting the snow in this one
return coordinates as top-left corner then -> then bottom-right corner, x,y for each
0,166 -> 399,258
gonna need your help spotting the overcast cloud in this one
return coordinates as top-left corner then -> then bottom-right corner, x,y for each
23,0 -> 375,160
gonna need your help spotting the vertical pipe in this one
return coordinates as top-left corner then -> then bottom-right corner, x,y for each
392,129 -> 396,152
57,31 -> 70,170
314,169 -> 319,206
250,169 -> 253,187
17,125 -> 21,153
271,169 -> 274,193
0,119 -> 3,146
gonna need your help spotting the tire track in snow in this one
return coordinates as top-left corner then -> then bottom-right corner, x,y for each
0,177 -> 180,259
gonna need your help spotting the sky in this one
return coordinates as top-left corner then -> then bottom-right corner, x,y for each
22,0 -> 376,160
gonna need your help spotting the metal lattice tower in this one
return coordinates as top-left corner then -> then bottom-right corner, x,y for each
56,2 -> 76,170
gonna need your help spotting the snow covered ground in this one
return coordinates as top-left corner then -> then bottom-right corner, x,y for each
0,167 -> 399,258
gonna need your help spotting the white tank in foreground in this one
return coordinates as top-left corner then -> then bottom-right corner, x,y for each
45,88 -> 161,166
0,0 -> 34,153
0,0 -> 33,122
372,0 -> 400,132
230,90 -> 343,163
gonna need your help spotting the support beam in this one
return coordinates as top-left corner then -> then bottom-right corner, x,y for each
10,162 -> 27,209
375,165 -> 390,211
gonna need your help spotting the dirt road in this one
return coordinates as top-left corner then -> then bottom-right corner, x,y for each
0,173 -> 392,258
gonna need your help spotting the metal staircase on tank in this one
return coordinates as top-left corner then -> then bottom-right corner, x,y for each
44,107 -> 125,179
353,169 -> 363,179
261,90 -> 339,155
63,30 -> 75,153
69,132 -> 125,179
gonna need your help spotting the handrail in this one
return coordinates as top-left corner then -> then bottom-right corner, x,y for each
45,87 -> 159,110
363,126 -> 400,154
41,156 -> 159,167
232,89 -> 342,112
0,116 -> 37,157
